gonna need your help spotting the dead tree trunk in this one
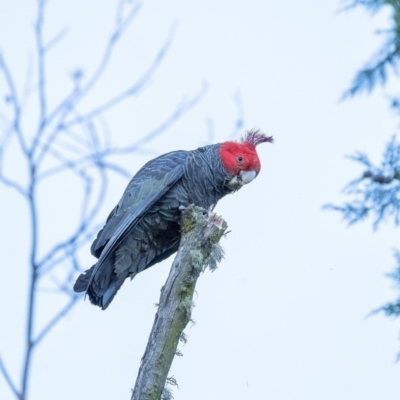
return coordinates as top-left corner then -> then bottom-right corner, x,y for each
131,205 -> 228,400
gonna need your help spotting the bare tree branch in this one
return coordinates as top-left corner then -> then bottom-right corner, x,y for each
37,166 -> 108,272
0,53 -> 27,155
36,83 -> 207,180
35,0 -> 47,132
34,295 -> 80,346
0,1 -> 209,398
60,23 -> 176,130
131,205 -> 227,400
0,174 -> 27,197
38,224 -> 102,277
100,161 -> 132,178
43,27 -> 69,53
0,356 -> 20,399
40,1 -> 142,134
114,83 -> 208,155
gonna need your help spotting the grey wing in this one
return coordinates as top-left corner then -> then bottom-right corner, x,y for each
88,150 -> 188,286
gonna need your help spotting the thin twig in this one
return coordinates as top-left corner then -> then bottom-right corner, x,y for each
111,82 -> 208,155
60,22 -> 176,130
41,2 -> 142,133
34,295 -> 80,346
34,0 -> 47,135
38,224 -> 102,276
37,84 -> 206,181
37,163 -> 108,271
0,174 -> 27,197
43,27 -> 69,53
31,3 -> 142,167
0,356 -> 20,399
0,53 -> 27,155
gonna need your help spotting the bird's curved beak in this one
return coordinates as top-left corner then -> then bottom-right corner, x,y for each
227,170 -> 257,190
240,170 -> 257,184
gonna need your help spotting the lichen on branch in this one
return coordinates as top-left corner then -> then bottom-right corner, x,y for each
131,205 -> 228,400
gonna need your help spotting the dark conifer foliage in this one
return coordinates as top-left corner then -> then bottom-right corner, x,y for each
328,0 -> 400,339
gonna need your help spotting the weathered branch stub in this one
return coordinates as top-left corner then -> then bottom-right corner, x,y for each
131,205 -> 228,400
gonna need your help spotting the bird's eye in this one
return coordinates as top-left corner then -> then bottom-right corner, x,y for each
237,156 -> 244,164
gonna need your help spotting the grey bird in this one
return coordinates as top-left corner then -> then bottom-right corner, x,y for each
73,130 -> 273,309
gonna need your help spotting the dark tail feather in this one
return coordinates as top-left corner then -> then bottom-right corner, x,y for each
74,248 -> 138,310
81,251 -> 132,310
73,265 -> 96,293
97,273 -> 133,310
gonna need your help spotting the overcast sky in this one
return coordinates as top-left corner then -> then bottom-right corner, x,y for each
1,1 -> 400,399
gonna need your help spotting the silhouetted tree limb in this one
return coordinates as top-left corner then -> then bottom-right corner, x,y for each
0,1 -> 205,399
131,205 -> 227,400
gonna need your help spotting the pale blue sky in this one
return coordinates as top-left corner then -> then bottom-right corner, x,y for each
1,1 -> 399,399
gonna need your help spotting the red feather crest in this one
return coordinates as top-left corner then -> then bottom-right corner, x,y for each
241,129 -> 274,147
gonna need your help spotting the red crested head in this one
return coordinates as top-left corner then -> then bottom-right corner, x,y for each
219,129 -> 273,177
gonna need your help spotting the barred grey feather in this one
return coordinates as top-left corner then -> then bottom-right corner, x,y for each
74,145 -> 232,309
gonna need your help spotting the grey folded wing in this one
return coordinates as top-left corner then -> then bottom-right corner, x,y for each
88,150 -> 189,288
